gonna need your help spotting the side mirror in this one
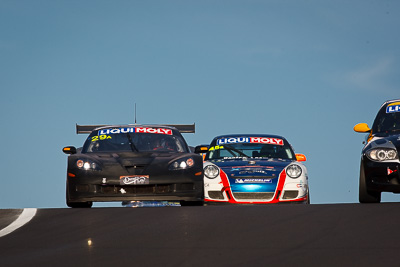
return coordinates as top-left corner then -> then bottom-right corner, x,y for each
194,145 -> 209,154
295,153 -> 307,162
63,146 -> 77,155
354,123 -> 371,133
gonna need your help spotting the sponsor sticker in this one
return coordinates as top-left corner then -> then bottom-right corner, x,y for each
235,178 -> 272,183
386,102 -> 400,113
217,137 -> 284,146
99,127 -> 172,135
239,170 -> 267,175
135,127 -> 172,135
120,175 -> 150,185
208,145 -> 224,151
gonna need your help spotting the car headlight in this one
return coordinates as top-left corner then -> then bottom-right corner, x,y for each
367,148 -> 398,161
169,157 -> 195,170
286,164 -> 302,178
76,159 -> 101,171
204,165 -> 219,179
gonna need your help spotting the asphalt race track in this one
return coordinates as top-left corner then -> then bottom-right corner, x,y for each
1,203 -> 400,267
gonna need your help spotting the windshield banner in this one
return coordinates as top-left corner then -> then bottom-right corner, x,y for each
217,137 -> 283,146
99,127 -> 172,135
386,102 -> 400,113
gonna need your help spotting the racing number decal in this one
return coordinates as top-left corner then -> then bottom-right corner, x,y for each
208,145 -> 224,151
91,135 -> 112,142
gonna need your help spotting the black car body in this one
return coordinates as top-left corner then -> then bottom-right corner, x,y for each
63,124 -> 204,207
354,99 -> 400,203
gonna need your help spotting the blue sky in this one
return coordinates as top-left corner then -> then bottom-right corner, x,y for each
0,0 -> 399,208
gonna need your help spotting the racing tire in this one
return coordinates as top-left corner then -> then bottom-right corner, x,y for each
67,201 -> 93,208
359,161 -> 381,203
180,200 -> 204,206
66,182 -> 93,208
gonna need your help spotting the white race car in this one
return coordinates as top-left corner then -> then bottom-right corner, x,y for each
196,134 -> 309,204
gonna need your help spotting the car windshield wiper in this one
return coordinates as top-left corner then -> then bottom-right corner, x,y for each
126,133 -> 139,152
223,145 -> 248,158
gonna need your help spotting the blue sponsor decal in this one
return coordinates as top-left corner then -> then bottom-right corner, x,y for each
231,183 -> 277,193
386,104 -> 400,113
99,127 -> 135,135
217,137 -> 249,145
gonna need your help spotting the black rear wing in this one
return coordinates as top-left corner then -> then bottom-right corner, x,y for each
164,124 -> 195,133
76,124 -> 106,134
76,123 -> 195,134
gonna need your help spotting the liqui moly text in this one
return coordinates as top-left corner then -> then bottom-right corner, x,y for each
99,127 -> 172,135
217,137 -> 284,145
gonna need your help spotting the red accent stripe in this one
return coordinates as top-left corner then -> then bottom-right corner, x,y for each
274,169 -> 286,199
208,169 -> 293,204
219,170 -> 230,188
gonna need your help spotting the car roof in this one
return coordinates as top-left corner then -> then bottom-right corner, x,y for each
380,99 -> 400,108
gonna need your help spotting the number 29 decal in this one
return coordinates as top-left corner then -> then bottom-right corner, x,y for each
91,135 -> 112,142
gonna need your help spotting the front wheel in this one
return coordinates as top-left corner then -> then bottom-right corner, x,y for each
67,201 -> 93,208
359,161 -> 381,203
180,200 -> 204,206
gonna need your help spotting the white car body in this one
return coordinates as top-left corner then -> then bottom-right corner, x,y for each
200,134 -> 309,204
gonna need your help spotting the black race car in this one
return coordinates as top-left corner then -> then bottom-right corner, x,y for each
354,99 -> 400,203
62,124 -> 204,208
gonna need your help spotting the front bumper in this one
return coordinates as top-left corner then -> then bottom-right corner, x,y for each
68,182 -> 204,202
204,173 -> 308,204
67,171 -> 204,203
204,189 -> 308,204
363,157 -> 400,193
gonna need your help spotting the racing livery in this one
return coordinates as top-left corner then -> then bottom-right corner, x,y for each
354,99 -> 400,203
195,134 -> 309,204
63,124 -> 204,208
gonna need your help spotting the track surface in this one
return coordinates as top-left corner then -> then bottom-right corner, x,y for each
1,203 -> 400,267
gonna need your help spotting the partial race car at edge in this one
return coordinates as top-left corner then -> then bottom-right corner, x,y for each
354,99 -> 400,203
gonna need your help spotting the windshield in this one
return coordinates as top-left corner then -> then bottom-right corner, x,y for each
372,102 -> 400,134
82,127 -> 189,153
205,136 -> 295,160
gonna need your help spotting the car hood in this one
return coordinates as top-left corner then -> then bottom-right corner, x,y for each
367,133 -> 400,151
385,134 -> 400,147
209,158 -> 292,193
100,151 -> 170,161
75,151 -> 196,175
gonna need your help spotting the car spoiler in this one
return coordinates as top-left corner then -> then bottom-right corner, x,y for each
76,123 -> 196,134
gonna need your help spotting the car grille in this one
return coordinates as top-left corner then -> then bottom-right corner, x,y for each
282,190 -> 299,199
232,192 -> 275,200
99,183 -> 194,194
208,191 -> 224,199
123,165 -> 146,174
75,184 -> 90,192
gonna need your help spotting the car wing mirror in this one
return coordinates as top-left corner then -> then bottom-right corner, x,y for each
194,145 -> 209,154
63,146 -> 77,155
295,153 -> 307,162
354,123 -> 371,133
